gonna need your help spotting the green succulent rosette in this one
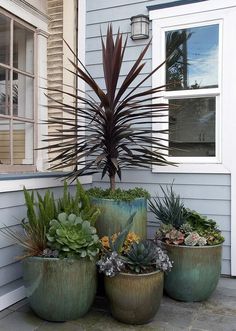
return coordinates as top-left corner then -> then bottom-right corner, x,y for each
46,213 -> 100,260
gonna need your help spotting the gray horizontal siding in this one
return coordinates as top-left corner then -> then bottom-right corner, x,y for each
86,0 -> 231,275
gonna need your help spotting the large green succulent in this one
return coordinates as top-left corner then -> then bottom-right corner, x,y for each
46,213 -> 100,260
122,240 -> 172,274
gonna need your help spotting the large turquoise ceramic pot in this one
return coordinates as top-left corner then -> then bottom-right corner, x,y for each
23,257 -> 97,321
105,270 -> 163,324
163,243 -> 222,302
90,197 -> 147,238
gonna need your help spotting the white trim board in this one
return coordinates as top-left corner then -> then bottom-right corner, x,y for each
0,175 -> 92,193
0,0 -> 48,31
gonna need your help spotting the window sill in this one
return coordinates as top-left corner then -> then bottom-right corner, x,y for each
0,172 -> 92,193
152,162 -> 230,174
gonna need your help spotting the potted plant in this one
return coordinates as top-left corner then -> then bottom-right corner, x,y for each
44,25 -> 177,238
149,185 -> 224,302
3,182 -> 100,321
97,216 -> 172,324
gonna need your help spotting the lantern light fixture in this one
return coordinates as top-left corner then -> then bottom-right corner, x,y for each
130,14 -> 150,40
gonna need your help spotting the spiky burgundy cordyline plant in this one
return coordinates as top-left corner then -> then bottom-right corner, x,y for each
44,25 -> 175,191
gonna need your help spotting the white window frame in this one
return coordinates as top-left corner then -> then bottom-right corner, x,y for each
164,21 -> 222,165
150,0 -> 236,174
0,8 -> 36,172
0,1 -> 49,173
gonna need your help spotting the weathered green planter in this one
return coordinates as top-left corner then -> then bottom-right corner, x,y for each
105,271 -> 163,324
90,197 -> 147,238
163,243 -> 222,302
23,257 -> 97,321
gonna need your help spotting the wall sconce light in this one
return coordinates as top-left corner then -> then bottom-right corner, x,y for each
130,14 -> 149,40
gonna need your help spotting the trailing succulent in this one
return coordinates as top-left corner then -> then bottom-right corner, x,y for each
152,185 -> 224,246
46,213 -> 100,260
97,214 -> 172,277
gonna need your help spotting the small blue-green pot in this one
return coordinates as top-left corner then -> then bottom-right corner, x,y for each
163,243 -> 222,302
23,257 -> 97,321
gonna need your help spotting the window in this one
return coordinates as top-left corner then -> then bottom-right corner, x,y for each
0,10 -> 35,171
149,1 -> 236,173
166,24 -> 219,160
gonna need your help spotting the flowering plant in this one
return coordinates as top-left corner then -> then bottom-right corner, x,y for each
97,214 -> 172,277
101,232 -> 140,253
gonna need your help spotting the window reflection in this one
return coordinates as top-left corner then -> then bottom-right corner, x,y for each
13,22 -> 34,74
0,119 -> 10,164
169,97 -> 215,157
13,121 -> 33,165
0,14 -> 10,65
166,25 -> 219,90
0,68 -> 10,115
13,72 -> 33,119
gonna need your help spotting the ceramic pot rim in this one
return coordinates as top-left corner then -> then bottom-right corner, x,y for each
161,242 -> 223,249
113,270 -> 163,278
90,197 -> 147,202
24,256 -> 92,262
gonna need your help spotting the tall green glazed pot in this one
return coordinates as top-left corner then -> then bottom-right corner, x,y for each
105,271 -> 164,324
23,257 -> 97,321
90,197 -> 147,238
163,243 -> 222,302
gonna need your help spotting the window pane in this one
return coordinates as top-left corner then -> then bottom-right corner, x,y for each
13,22 -> 34,74
0,14 -> 10,65
13,121 -> 33,165
13,72 -> 34,119
166,25 -> 219,90
0,68 -> 10,115
0,118 -> 10,164
169,97 -> 215,157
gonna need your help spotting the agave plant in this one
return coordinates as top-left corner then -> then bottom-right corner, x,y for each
149,185 -> 189,229
43,25 -> 188,191
122,240 -> 172,273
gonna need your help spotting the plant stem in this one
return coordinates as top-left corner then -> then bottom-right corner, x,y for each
110,175 -> 116,192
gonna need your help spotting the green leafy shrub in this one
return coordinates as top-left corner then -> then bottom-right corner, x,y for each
2,188 -> 58,257
46,213 -> 100,260
87,187 -> 150,202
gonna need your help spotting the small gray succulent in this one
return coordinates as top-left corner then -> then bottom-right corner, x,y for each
97,251 -> 125,277
184,232 -> 207,246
